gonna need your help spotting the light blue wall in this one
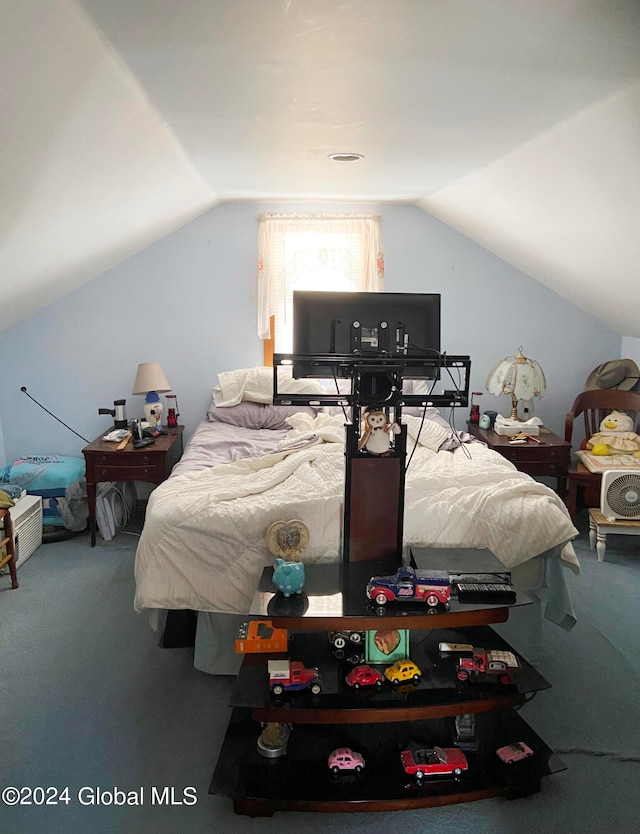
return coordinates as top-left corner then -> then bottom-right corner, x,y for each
622,337 -> 640,366
0,201 -> 620,465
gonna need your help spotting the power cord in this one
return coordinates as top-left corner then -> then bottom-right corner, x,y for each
555,748 -> 640,764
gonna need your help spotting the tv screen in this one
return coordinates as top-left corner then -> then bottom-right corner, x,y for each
292,291 -> 441,378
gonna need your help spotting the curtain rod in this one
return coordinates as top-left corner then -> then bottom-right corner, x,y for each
258,212 -> 380,220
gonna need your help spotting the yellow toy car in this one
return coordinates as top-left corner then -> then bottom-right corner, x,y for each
384,658 -> 422,685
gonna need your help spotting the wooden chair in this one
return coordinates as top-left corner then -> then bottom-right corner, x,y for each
0,508 -> 19,589
565,388 -> 640,519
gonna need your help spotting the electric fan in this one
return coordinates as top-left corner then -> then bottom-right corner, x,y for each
600,470 -> 640,520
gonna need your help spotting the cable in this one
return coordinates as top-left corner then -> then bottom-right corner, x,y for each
330,367 -> 350,422
20,387 -> 90,443
404,377 -> 438,473
555,748 -> 640,763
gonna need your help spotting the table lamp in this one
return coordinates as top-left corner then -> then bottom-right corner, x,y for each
486,347 -> 546,421
133,362 -> 172,428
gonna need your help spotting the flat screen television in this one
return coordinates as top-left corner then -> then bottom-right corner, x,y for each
292,291 -> 441,379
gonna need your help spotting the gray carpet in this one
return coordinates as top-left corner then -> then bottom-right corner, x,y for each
1,510 -> 639,833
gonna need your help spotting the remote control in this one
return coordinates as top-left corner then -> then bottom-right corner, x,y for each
455,582 -> 516,604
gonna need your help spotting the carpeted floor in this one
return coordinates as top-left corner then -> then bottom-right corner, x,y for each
1,510 -> 639,833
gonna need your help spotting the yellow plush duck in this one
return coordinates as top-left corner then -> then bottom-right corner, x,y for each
586,411 -> 640,457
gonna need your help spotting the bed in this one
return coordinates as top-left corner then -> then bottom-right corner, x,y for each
134,369 -> 580,674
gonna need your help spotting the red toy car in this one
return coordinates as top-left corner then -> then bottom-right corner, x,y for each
400,746 -> 469,780
496,742 -> 533,764
345,664 -> 384,689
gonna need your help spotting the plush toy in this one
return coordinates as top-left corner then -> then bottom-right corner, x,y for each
358,406 -> 401,456
586,411 -> 640,457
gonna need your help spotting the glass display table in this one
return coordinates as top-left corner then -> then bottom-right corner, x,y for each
211,556 -> 565,815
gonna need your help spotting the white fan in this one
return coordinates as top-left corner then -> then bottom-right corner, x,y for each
601,470 -> 640,520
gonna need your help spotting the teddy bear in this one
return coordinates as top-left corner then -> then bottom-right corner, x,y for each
358,406 -> 401,456
585,411 -> 640,457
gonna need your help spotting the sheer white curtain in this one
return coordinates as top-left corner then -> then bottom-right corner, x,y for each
257,212 -> 384,352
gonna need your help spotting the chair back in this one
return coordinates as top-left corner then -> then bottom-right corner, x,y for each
565,388 -> 640,447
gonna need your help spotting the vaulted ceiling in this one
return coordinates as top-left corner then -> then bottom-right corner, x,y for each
2,1 -> 640,335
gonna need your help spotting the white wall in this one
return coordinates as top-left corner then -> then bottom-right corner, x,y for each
0,202 -> 621,465
621,337 -> 640,366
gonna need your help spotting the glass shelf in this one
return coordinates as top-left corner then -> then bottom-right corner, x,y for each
250,560 -> 531,631
211,708 -> 565,815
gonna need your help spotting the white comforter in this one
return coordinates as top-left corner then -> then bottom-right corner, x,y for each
134,414 -> 579,615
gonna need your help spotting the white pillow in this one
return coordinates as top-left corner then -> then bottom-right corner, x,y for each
402,413 -> 451,452
213,367 -> 325,407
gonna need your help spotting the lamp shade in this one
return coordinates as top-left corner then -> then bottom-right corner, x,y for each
486,347 -> 546,401
132,362 -> 172,395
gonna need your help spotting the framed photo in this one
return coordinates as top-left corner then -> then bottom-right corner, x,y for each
365,628 -> 409,663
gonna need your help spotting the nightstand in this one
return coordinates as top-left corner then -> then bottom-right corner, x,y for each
466,422 -> 570,497
82,426 -> 183,546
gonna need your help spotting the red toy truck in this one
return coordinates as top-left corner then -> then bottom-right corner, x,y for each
268,659 -> 322,696
455,648 -> 520,685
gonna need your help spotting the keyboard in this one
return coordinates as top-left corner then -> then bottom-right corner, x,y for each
455,582 -> 516,604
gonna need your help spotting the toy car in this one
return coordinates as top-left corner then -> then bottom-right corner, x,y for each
235,620 -> 289,654
496,742 -> 534,764
345,664 -> 385,689
268,659 -> 322,696
456,648 -> 520,685
366,566 -> 451,607
384,658 -> 422,685
400,746 -> 468,780
328,747 -> 365,775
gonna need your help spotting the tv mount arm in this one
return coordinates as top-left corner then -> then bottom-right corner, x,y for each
272,353 -> 471,411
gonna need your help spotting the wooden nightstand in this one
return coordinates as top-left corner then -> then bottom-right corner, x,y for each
466,422 -> 570,497
82,426 -> 183,546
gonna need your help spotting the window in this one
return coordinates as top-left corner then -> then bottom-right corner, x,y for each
257,213 -> 384,356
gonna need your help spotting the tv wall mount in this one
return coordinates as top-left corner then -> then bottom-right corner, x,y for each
272,353 -> 471,410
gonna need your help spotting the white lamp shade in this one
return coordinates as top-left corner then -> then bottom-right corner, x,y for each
133,362 -> 172,394
486,349 -> 546,400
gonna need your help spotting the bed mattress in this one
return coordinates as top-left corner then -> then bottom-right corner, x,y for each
134,414 -> 579,616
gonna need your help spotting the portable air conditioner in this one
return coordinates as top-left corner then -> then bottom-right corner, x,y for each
0,494 -> 43,569
600,470 -> 640,520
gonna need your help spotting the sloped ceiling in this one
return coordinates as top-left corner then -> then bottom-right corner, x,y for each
2,0 -> 640,334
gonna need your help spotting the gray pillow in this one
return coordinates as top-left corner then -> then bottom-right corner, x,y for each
207,401 -> 318,430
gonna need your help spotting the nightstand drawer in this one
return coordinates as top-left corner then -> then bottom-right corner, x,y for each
97,452 -> 156,466
97,464 -> 162,481
500,447 -> 525,463
500,447 -> 569,464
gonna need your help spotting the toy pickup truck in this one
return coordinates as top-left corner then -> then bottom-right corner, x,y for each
268,659 -> 322,696
366,566 -> 451,607
455,648 -> 520,685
